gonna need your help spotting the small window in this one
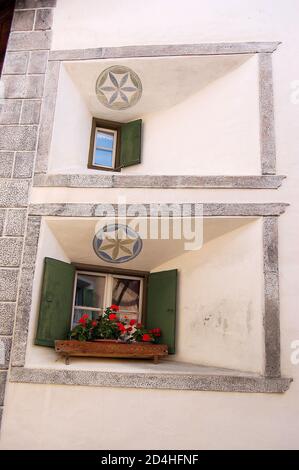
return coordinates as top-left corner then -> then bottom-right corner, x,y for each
71,270 -> 144,328
88,118 -> 142,171
93,128 -> 118,169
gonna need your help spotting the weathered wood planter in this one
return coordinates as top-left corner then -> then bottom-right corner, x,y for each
55,340 -> 168,364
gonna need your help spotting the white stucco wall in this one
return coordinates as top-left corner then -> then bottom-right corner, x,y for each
2,0 -> 299,450
153,220 -> 264,373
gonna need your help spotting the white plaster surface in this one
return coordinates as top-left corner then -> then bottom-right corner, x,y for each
1,380 -> 299,449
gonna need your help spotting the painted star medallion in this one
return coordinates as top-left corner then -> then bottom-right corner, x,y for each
96,65 -> 142,110
93,224 -> 143,263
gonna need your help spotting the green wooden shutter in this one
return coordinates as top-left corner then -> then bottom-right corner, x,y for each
146,269 -> 177,354
35,257 -> 75,347
120,119 -> 142,167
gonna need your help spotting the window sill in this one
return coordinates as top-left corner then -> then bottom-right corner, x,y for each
10,361 -> 292,393
33,174 -> 286,189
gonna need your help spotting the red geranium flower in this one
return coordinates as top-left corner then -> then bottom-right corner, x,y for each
142,334 -> 152,342
91,321 -> 97,327
129,319 -> 136,326
79,314 -> 89,325
109,313 -> 117,321
126,326 -> 132,332
137,323 -> 142,328
117,322 -> 126,332
110,304 -> 119,311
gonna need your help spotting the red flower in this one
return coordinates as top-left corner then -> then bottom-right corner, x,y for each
137,323 -> 142,328
110,304 -> 119,311
117,322 -> 126,332
142,334 -> 152,342
79,314 -> 89,325
109,313 -> 117,321
126,326 -> 133,332
129,319 -> 136,326
91,321 -> 97,327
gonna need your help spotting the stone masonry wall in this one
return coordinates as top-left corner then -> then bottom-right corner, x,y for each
0,0 -> 56,430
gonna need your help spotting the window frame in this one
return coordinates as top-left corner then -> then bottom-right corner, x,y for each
92,127 -> 118,170
88,118 -> 122,171
71,264 -> 149,328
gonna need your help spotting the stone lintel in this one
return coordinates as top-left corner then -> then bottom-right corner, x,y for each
49,42 -> 281,61
28,203 -> 289,218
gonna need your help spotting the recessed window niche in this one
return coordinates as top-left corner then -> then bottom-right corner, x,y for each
48,54 -> 260,176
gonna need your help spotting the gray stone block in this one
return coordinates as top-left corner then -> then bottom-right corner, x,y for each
0,180 -> 29,207
0,269 -> 19,302
0,100 -> 22,124
33,174 -> 286,189
49,48 -> 103,61
0,303 -> 16,336
0,125 -> 37,151
28,202 -> 289,218
1,75 -> 26,98
259,53 -> 276,175
25,75 -> 45,99
264,270 -> 280,378
20,100 -> 41,124
13,151 -> 35,178
15,0 -> 57,7
0,336 -> 12,369
0,239 -> 23,267
0,371 -> 7,405
9,366 -> 292,393
34,173 -> 113,188
21,216 -> 40,271
4,209 -> 27,237
11,9 -> 35,32
0,210 -> 5,235
35,9 -> 53,30
49,42 -> 280,61
35,61 -> 60,173
7,31 -> 51,51
0,152 -> 14,178
2,75 -> 44,99
2,52 -> 29,74
28,50 -> 48,74
263,217 -> 278,273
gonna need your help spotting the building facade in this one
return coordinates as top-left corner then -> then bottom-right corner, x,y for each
0,0 -> 299,449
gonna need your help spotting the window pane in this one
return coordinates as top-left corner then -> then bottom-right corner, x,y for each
72,308 -> 101,328
94,148 -> 113,167
75,274 -> 105,308
112,277 -> 140,313
96,130 -> 114,150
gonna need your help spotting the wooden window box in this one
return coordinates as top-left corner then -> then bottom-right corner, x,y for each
55,340 -> 168,364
